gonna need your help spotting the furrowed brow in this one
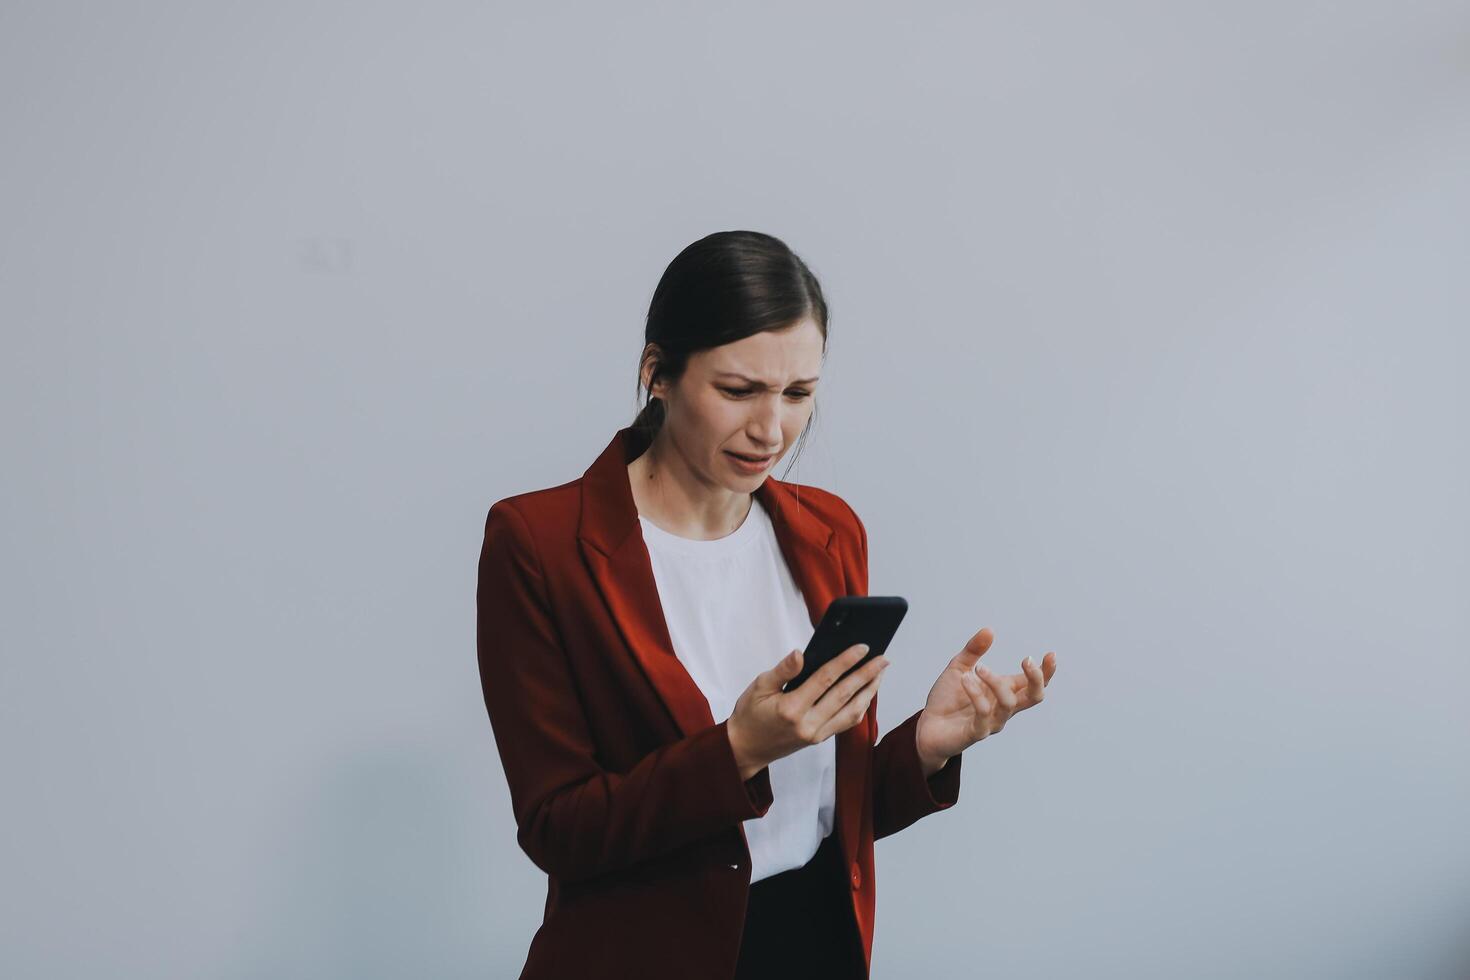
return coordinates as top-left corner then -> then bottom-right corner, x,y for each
715,372 -> 821,388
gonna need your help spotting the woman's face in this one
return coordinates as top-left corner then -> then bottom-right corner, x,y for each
648,318 -> 824,487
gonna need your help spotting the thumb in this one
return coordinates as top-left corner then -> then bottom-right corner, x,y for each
951,626 -> 994,672
756,649 -> 803,695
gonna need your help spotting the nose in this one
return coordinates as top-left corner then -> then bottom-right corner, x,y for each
748,397 -> 782,449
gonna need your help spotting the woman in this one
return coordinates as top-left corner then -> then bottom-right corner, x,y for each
476,230 -> 1058,979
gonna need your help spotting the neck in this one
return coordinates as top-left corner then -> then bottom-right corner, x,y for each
628,434 -> 755,540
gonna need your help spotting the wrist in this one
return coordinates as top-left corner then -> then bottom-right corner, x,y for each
915,711 -> 950,778
726,718 -> 766,781
919,751 -> 950,780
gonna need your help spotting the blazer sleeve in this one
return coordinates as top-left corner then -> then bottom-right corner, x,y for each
840,499 -> 964,840
476,500 -> 775,884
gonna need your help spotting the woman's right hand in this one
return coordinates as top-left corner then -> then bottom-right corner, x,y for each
726,644 -> 891,781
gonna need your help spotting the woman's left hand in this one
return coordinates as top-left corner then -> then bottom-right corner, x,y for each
913,627 -> 1056,772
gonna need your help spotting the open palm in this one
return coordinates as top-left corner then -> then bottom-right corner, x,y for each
914,627 -> 1057,768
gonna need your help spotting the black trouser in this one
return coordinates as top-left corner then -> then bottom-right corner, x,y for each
734,831 -> 869,979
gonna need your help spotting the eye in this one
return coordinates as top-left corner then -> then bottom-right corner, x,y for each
719,386 -> 812,400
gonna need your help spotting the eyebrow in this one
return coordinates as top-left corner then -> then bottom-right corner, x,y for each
714,372 -> 821,388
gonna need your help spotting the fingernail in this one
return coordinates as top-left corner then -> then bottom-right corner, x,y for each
1023,656 -> 1033,668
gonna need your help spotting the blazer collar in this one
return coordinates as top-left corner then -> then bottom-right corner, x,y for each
576,424 -> 847,739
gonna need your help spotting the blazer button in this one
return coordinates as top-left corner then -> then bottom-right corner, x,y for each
850,865 -> 862,889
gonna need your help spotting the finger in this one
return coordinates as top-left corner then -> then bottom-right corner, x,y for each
961,671 -> 996,737
978,665 -> 1016,716
1003,660 -> 1042,706
1004,670 -> 1028,697
1022,656 -> 1046,704
795,643 -> 871,708
815,668 -> 884,742
769,649 -> 803,690
949,626 -> 995,673
963,665 -> 995,716
1041,652 -> 1058,684
813,654 -> 889,719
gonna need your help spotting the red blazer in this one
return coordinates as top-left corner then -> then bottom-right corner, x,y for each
476,424 -> 963,979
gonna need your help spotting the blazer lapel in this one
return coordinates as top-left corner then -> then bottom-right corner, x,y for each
577,423 -> 869,873
576,425 -> 848,739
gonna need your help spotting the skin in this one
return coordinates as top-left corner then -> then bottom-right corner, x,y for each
628,318 -> 825,539
628,317 -> 1058,782
912,628 -> 1057,776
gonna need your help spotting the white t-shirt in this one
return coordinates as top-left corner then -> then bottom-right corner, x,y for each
637,494 -> 836,883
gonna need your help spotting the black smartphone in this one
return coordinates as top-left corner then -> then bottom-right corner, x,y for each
781,596 -> 908,695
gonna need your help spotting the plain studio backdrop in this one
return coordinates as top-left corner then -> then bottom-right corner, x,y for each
2,2 -> 1467,978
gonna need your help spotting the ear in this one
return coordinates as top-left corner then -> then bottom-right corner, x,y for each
639,343 -> 665,394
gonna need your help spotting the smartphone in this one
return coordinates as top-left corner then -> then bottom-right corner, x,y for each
781,596 -> 908,695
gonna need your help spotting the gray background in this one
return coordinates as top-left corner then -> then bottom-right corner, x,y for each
3,2 -> 1467,977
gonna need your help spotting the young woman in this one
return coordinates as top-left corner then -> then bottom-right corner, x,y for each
476,230 -> 1058,979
